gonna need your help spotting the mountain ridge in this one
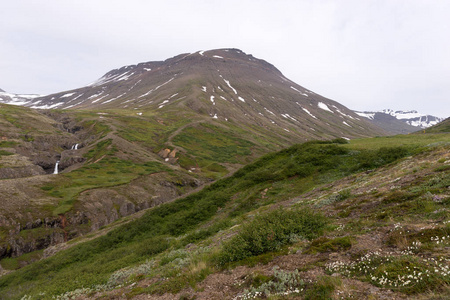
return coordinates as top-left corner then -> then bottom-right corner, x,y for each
355,108 -> 444,130
1,48 -> 386,142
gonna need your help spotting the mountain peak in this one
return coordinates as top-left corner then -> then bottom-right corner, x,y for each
355,109 -> 444,131
0,49 -> 386,139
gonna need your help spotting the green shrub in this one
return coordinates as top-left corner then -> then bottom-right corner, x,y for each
216,208 -> 328,265
0,150 -> 13,156
331,138 -> 349,144
240,267 -> 304,298
0,141 -> 19,148
305,236 -> 352,254
304,276 -> 339,300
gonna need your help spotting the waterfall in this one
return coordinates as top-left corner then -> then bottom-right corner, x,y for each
71,144 -> 79,150
53,161 -> 59,174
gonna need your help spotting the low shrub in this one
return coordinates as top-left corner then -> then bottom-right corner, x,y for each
216,207 -> 328,266
304,236 -> 352,254
237,267 -> 304,299
326,252 -> 450,294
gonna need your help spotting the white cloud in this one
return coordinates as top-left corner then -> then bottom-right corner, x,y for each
1,0 -> 449,117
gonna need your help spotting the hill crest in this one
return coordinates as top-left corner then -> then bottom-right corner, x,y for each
1,48 -> 386,140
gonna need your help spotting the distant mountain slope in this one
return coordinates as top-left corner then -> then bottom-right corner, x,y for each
354,111 -> 419,134
355,109 -> 444,132
1,48 -> 386,140
0,90 -> 42,106
423,117 -> 450,133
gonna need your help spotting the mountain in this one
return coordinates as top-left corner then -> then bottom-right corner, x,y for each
0,49 -> 388,271
353,111 -> 419,134
423,117 -> 450,133
2,48 -> 385,140
0,50 -> 449,299
355,109 -> 444,132
0,90 -> 42,106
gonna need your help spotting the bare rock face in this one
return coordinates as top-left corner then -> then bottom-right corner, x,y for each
76,172 -> 201,231
0,165 -> 45,179
158,148 -> 179,164
59,151 -> 86,169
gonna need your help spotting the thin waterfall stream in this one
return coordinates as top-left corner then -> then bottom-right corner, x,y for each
53,161 -> 59,174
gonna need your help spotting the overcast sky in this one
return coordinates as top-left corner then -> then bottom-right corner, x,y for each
1,0 -> 449,117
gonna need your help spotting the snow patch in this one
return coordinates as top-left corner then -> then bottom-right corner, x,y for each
88,91 -> 104,100
334,107 -> 355,119
212,114 -> 218,119
31,102 -> 64,109
318,102 -> 333,113
355,111 -> 375,120
343,121 -> 352,127
158,99 -> 170,109
201,86 -> 207,92
213,55 -> 223,59
264,108 -> 275,115
296,103 -> 317,119
128,79 -> 142,91
290,86 -> 308,97
238,96 -> 245,102
101,93 -> 126,104
210,96 -> 215,105
139,77 -> 175,98
91,94 -> 109,103
220,75 -> 238,94
281,113 -> 298,122
70,93 -> 84,101
60,92 -> 76,98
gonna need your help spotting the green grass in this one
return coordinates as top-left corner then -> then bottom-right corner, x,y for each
423,118 -> 450,133
45,158 -> 169,216
347,133 -> 450,151
81,119 -> 111,138
0,150 -> 13,156
0,139 -> 433,298
114,113 -> 190,150
0,250 -> 44,271
0,141 -> 19,148
173,123 -> 255,165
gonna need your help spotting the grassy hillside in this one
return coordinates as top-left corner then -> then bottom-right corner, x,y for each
1,132 -> 449,299
0,104 -> 302,270
423,117 -> 450,133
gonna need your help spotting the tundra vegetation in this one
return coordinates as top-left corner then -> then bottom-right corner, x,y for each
0,131 -> 449,299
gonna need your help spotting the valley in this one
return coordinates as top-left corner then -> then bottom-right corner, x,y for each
0,49 -> 448,299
